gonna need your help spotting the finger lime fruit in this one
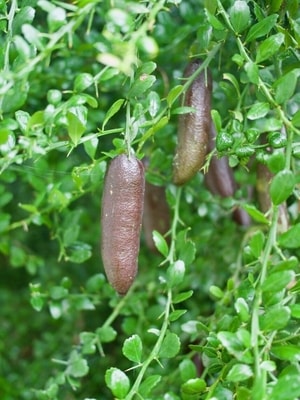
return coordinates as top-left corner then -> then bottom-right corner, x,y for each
173,60 -> 212,185
101,154 -> 145,295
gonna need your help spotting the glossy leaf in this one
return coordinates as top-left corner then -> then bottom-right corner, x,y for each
278,223 -> 300,249
122,334 -> 143,363
179,359 -> 197,382
159,332 -> 181,358
167,260 -> 185,288
260,306 -> 290,331
181,378 -> 206,394
226,363 -> 253,382
105,368 -> 130,398
270,170 -> 295,205
247,102 -> 270,120
167,85 -> 184,106
173,290 -> 194,304
128,74 -> 156,97
153,230 -> 169,257
256,33 -> 285,63
245,14 -> 278,42
274,69 -> 300,104
138,375 -> 161,398
241,204 -> 269,224
96,326 -> 117,343
262,270 -> 295,293
270,374 -> 300,400
234,298 -> 250,322
229,1 -> 251,33
272,345 -> 300,362
102,99 -> 125,130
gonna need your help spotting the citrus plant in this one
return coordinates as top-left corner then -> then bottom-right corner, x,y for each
0,1 -> 300,399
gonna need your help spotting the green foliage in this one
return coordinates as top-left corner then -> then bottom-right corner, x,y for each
0,0 -> 300,399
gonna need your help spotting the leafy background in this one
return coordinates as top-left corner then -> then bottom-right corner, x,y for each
0,0 -> 300,399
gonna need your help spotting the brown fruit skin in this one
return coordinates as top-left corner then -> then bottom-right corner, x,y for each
173,60 -> 212,185
101,154 -> 145,295
143,180 -> 170,252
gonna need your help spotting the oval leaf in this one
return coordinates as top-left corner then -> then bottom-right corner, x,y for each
229,1 -> 251,33
105,367 -> 130,398
256,33 -> 285,63
270,170 -> 295,205
278,223 -> 300,249
122,334 -> 143,363
226,363 -> 253,382
245,14 -> 278,42
159,332 -> 181,358
247,102 -> 270,120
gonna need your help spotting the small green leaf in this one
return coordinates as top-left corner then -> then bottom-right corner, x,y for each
234,298 -> 249,322
147,91 -> 161,117
67,106 -> 87,145
80,332 -> 97,355
292,109 -> 300,128
167,260 -> 185,288
223,73 -> 240,96
217,331 -> 252,363
74,73 -> 94,92
138,375 -> 161,397
159,332 -> 181,358
249,230 -> 265,258
102,99 -> 125,130
171,106 -> 195,115
226,363 -> 253,382
179,359 -> 197,382
272,345 -> 300,362
278,223 -> 300,249
244,61 -> 259,84
270,169 -> 295,205
181,378 -> 206,394
96,326 -> 117,343
167,85 -> 183,106
211,109 -> 222,132
83,137 -> 99,160
205,10 -> 224,30
152,230 -> 169,257
274,70 -> 300,104
247,102 -> 270,120
67,242 -> 92,263
129,74 -> 156,97
245,14 -> 278,42
169,309 -> 187,322
67,351 -> 89,378
290,304 -> 300,319
256,33 -> 285,63
229,1 -> 251,33
50,286 -> 68,300
270,373 -> 300,400
260,306 -> 290,331
262,270 -> 295,293
122,334 -> 143,363
105,368 -> 130,398
173,290 -> 194,304
209,285 -> 224,299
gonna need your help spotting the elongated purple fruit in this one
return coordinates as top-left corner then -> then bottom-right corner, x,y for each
173,60 -> 212,185
101,154 -> 145,295
143,180 -> 170,252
